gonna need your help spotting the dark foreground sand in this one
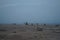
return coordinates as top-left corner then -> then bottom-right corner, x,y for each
0,24 -> 60,40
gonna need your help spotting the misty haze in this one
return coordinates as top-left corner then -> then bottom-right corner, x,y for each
0,0 -> 60,40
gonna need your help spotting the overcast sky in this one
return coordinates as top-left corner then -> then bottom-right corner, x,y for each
0,0 -> 60,24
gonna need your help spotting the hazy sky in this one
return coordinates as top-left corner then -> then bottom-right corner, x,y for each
0,0 -> 60,24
